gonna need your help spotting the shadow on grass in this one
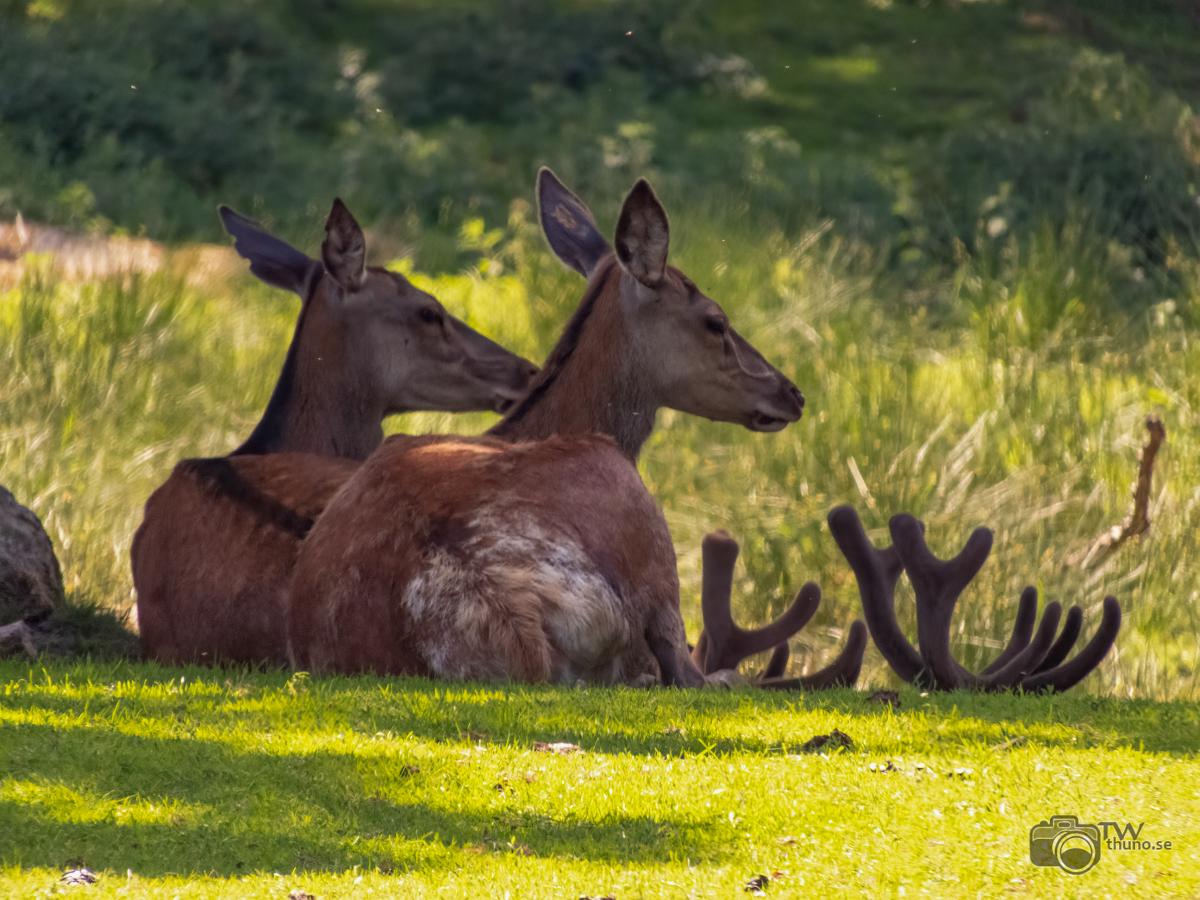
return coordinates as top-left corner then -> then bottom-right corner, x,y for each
5,661 -> 1198,757
0,721 -> 726,876
341,684 -> 1199,757
4,595 -> 140,660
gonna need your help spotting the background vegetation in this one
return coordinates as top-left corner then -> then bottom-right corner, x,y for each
2,0 -> 1199,704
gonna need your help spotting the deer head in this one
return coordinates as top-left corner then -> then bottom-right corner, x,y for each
498,170 -> 803,458
220,200 -> 537,458
829,506 -> 1122,693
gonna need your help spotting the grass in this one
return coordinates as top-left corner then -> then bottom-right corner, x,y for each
0,659 -> 1197,897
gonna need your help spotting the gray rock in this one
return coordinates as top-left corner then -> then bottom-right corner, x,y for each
0,485 -> 64,622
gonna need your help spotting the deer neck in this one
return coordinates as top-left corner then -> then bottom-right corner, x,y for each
489,265 -> 657,460
233,314 -> 385,461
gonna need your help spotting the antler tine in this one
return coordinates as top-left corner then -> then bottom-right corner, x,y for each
695,530 -> 739,673
890,514 -> 993,690
726,582 -> 822,671
762,642 -> 790,680
971,601 -> 1064,689
1031,604 -> 1084,674
976,589 -> 1084,682
890,514 -> 1120,693
694,530 -> 821,674
979,587 -> 1039,676
699,584 -> 821,674
828,506 -> 924,683
759,620 -> 868,691
890,513 -> 993,605
1020,597 -> 1121,694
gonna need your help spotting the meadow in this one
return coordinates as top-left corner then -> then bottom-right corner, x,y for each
1,0 -> 1199,894
0,661 -> 1197,898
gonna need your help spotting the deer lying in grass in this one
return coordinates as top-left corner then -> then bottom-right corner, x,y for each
136,171 -> 851,678
132,200 -> 537,665
140,170 -> 837,676
828,506 -> 1122,692
286,175 -> 863,686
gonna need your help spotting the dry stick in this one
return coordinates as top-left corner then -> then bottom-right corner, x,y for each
1075,416 -> 1166,570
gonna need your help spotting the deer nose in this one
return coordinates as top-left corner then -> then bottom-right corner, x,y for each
787,383 -> 805,414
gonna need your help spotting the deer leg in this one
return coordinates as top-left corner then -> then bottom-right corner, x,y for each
645,608 -> 706,689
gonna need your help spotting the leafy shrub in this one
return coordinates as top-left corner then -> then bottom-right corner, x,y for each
0,0 -> 733,239
369,0 -> 706,125
907,51 -> 1200,298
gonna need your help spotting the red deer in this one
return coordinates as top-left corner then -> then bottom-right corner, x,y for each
827,506 -> 1122,692
132,199 -> 537,665
285,176 -> 863,686
486,172 -> 805,456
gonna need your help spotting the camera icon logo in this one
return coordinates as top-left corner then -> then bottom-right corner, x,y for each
1029,815 -> 1102,874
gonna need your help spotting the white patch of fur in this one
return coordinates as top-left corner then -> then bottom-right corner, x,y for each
400,505 -> 632,683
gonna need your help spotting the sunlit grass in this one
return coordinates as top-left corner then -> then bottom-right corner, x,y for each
0,659 -> 1197,897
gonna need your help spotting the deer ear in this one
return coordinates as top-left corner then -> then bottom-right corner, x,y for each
218,205 -> 320,296
614,179 -> 669,287
321,198 -> 367,291
536,167 -> 610,277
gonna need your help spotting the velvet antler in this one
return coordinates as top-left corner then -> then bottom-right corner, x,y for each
842,509 -> 1121,693
693,531 -> 819,672
826,506 -> 922,683
694,530 -> 866,689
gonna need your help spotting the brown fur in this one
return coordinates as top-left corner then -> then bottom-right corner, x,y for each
489,256 -> 657,456
287,435 -> 699,685
133,454 -> 356,665
149,176 -> 802,676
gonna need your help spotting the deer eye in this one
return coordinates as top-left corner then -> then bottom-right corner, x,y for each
705,316 -> 727,336
419,307 -> 442,325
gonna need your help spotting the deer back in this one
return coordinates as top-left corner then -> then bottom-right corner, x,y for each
286,434 -> 688,683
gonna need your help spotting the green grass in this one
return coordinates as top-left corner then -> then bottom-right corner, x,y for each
1,659 -> 1196,897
